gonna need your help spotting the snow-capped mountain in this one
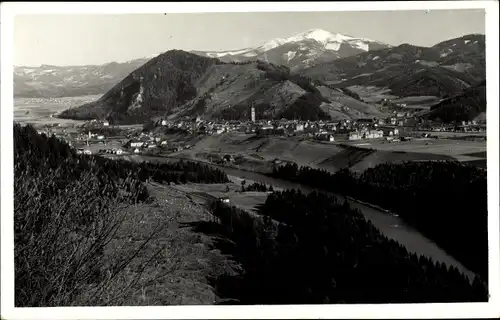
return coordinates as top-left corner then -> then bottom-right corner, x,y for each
191,29 -> 391,70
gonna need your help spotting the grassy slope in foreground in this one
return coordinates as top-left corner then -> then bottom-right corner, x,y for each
14,123 -> 236,306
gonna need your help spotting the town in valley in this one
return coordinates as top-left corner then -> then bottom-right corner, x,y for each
7,7 -> 495,313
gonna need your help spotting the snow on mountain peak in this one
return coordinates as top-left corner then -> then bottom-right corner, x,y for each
290,28 -> 354,44
282,28 -> 388,50
194,28 -> 388,61
258,38 -> 288,51
284,29 -> 344,44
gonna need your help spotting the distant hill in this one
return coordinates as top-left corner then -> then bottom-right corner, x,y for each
57,50 -> 384,124
301,34 -> 485,99
424,80 -> 486,123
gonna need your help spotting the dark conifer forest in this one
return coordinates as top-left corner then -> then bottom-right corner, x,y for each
270,161 -> 488,282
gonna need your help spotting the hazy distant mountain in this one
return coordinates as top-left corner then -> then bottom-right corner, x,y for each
301,34 -> 485,99
57,50 -> 385,124
14,55 -> 160,98
191,29 -> 391,71
14,29 -> 390,98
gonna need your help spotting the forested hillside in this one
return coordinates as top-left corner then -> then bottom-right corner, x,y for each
426,80 -> 486,122
207,190 -> 487,304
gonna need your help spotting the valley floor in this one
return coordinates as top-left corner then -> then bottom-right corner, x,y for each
159,132 -> 486,174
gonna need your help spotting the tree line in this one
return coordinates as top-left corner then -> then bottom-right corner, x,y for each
270,161 -> 488,282
90,156 -> 229,185
14,123 -> 148,203
240,181 -> 274,192
209,189 -> 487,304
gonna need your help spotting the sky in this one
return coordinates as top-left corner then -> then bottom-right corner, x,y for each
14,9 -> 485,66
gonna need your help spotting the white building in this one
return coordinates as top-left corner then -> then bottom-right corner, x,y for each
130,141 -> 144,148
364,130 -> 383,139
134,148 -> 141,154
294,124 -> 304,132
161,120 -> 168,126
116,149 -> 123,155
349,132 -> 361,140
102,121 -> 110,126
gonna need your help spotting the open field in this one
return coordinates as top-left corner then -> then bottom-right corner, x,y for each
345,85 -> 398,103
342,138 -> 486,157
344,86 -> 439,110
391,96 -> 440,109
14,95 -> 100,126
169,178 -> 278,213
164,132 -> 487,173
413,130 -> 486,139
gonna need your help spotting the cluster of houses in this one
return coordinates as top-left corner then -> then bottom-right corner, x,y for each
154,117 -> 405,142
124,133 -> 169,154
348,129 -> 385,141
122,131 -> 197,154
97,148 -> 125,155
156,117 -> 256,135
416,120 -> 486,133
75,149 -> 92,155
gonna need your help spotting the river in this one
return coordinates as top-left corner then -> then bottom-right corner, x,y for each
121,154 -> 477,281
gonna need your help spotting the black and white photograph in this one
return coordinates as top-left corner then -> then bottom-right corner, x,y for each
1,1 -> 499,319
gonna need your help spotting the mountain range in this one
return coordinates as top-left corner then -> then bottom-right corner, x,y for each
16,28 -> 486,123
15,29 -> 390,98
301,34 -> 485,98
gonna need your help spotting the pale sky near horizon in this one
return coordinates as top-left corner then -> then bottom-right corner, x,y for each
14,10 -> 485,67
